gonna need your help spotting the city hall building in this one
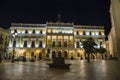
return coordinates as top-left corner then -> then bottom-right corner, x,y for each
8,22 -> 105,59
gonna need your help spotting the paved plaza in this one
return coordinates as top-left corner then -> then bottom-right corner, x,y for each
0,59 -> 120,80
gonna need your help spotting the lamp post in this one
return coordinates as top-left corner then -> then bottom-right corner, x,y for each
11,30 -> 17,62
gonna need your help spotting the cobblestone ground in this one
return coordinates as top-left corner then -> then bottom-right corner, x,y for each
0,59 -> 120,80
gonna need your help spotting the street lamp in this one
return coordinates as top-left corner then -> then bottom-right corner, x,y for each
11,30 -> 17,62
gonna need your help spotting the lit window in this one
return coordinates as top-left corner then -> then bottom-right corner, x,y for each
36,30 -> 40,34
48,29 -> 51,33
59,29 -> 62,33
96,32 -> 99,35
11,30 -> 14,33
22,30 -> 25,34
79,31 -> 83,35
86,32 -> 89,35
47,36 -> 50,39
91,32 -> 95,35
101,31 -> 104,35
28,30 -> 32,34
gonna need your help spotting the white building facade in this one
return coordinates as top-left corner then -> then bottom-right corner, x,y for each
8,22 -> 105,59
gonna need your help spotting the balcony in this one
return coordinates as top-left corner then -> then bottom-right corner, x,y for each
75,35 -> 105,38
46,32 -> 73,35
10,33 -> 45,37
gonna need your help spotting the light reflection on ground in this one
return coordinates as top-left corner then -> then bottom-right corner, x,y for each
0,60 -> 120,80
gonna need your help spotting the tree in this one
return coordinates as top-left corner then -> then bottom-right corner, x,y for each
98,47 -> 106,59
82,37 -> 96,62
46,48 -> 50,58
30,52 -> 35,62
92,48 -> 99,59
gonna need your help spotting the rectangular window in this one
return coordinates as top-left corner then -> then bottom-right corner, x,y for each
52,41 -> 55,47
39,41 -> 42,47
33,30 -> 35,34
64,41 -> 67,47
24,41 -> 27,47
58,41 -> 61,47
77,42 -> 79,48
31,41 -> 35,47
48,29 -> 51,33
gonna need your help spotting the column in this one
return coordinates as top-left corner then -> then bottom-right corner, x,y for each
62,35 -> 64,47
68,36 -> 70,47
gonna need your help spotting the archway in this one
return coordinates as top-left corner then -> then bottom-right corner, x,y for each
38,52 -> 42,59
34,49 -> 41,59
58,51 -> 62,57
77,53 -> 80,57
52,51 -> 56,59
26,49 -> 31,59
64,51 -> 68,59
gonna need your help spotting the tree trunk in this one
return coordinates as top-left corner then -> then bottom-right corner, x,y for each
87,53 -> 90,63
95,53 -> 97,59
102,54 -> 104,59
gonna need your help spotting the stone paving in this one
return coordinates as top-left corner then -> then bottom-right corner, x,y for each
0,59 -> 120,80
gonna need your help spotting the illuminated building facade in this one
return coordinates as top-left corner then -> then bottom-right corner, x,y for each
108,0 -> 120,58
0,27 -> 9,55
8,22 -> 105,59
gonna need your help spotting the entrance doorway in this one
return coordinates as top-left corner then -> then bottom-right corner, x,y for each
52,51 -> 56,59
64,51 -> 68,59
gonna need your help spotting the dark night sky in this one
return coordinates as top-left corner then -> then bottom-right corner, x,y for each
0,0 -> 111,36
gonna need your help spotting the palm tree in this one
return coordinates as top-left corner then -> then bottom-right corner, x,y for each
98,47 -> 106,59
82,37 -> 96,62
92,48 -> 99,59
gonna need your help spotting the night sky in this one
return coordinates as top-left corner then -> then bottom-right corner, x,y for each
0,0 -> 111,37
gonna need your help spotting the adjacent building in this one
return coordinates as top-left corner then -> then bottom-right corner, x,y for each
108,0 -> 120,58
8,22 -> 105,59
0,27 -> 9,57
